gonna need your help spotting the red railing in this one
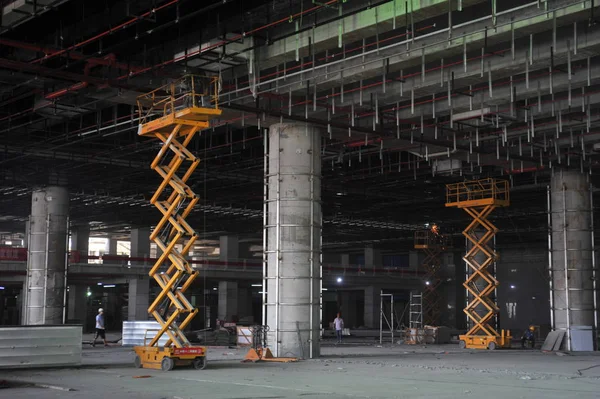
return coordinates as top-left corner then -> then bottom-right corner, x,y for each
0,249 -> 425,278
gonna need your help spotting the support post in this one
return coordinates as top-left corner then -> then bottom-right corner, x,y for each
265,123 -> 321,359
549,169 -> 597,351
24,186 -> 69,325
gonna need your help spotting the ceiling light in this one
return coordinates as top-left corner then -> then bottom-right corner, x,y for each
510,285 -> 516,289
103,284 -> 116,288
251,284 -> 262,287
336,277 -> 343,283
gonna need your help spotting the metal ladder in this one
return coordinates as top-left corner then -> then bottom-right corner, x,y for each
409,292 -> 423,329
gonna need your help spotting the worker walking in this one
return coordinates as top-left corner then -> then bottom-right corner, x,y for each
334,313 -> 344,344
521,326 -> 536,349
92,308 -> 109,347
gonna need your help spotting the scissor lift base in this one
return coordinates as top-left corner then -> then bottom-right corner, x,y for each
133,345 -> 207,371
459,332 -> 512,350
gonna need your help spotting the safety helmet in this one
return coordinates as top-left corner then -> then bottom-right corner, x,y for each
98,308 -> 104,313
529,326 -> 535,331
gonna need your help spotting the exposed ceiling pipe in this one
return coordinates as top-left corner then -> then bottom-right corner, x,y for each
0,38 -> 144,74
30,0 -> 179,65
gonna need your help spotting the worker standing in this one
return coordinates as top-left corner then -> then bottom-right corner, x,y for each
92,308 -> 109,347
334,313 -> 344,344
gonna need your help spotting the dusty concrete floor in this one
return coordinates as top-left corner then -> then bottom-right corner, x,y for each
3,341 -> 600,399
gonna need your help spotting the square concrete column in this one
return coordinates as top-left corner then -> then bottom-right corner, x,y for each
364,286 -> 381,328
340,291 -> 358,329
67,285 -> 88,325
131,228 -> 151,266
128,276 -> 150,321
237,287 -> 253,320
218,281 -> 238,321
108,237 -> 119,254
219,235 -> 239,262
340,254 -> 350,267
71,226 -> 90,262
365,246 -> 382,268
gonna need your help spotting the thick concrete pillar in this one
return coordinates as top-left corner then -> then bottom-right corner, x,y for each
71,225 -> 90,262
266,123 -> 321,359
219,235 -> 239,262
550,169 -> 597,351
340,291 -> 358,329
365,246 -> 382,268
131,228 -> 151,265
24,186 -> 69,325
67,285 -> 87,325
128,276 -> 150,321
237,287 -> 253,320
108,237 -> 118,254
218,281 -> 238,321
340,254 -> 350,267
364,286 -> 380,328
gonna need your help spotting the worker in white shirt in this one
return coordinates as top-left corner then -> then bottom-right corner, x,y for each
92,308 -> 109,347
333,313 -> 344,344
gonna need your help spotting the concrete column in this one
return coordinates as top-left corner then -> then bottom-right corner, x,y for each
365,246 -> 382,268
364,286 -> 380,328
130,228 -> 151,265
340,291 -> 358,329
237,287 -> 253,320
128,276 -> 150,321
24,186 -> 69,325
108,238 -> 118,254
67,285 -> 87,325
340,254 -> 350,267
71,225 -> 90,262
219,235 -> 239,262
218,281 -> 238,321
550,169 -> 596,351
266,123 -> 321,359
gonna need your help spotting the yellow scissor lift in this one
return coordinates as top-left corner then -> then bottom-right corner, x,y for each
414,230 -> 451,326
445,178 -> 511,350
133,75 -> 221,371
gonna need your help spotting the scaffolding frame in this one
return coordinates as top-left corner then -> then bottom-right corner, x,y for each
408,291 -> 423,329
379,290 -> 407,345
446,178 -> 511,350
414,230 -> 451,326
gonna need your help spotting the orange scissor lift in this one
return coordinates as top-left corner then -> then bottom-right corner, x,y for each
445,178 -> 511,350
133,75 -> 221,371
